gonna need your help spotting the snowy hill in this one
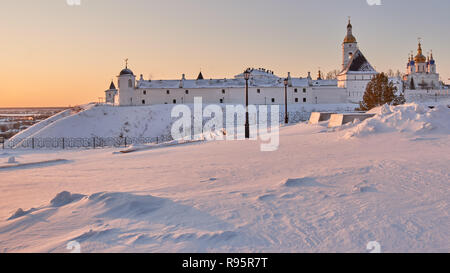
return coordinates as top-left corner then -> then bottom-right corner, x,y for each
0,103 -> 449,252
8,103 -> 357,147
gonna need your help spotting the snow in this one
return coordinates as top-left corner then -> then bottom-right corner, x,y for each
343,103 -> 450,139
7,157 -> 16,164
8,103 -> 358,147
6,108 -> 74,146
138,69 -> 336,89
0,103 -> 449,253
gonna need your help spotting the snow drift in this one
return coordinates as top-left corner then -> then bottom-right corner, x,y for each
343,103 -> 450,139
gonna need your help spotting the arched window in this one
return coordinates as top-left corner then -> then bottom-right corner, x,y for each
128,79 -> 132,88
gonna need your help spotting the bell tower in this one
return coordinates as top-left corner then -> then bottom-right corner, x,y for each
342,17 -> 358,70
117,59 -> 136,106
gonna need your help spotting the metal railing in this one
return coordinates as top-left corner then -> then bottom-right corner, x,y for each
3,135 -> 174,150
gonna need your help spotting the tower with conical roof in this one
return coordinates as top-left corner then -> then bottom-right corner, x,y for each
342,18 -> 358,70
105,80 -> 118,104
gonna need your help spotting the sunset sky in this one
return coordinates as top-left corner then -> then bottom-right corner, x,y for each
1,0 -> 449,107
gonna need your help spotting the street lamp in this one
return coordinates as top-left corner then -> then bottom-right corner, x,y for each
284,78 -> 289,124
244,69 -> 251,139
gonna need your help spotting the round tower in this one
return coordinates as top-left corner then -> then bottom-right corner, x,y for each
117,61 -> 136,106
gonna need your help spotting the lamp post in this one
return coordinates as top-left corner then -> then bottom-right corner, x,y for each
244,69 -> 251,139
284,78 -> 289,124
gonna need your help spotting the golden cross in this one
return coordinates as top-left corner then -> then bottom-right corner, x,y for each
125,58 -> 128,68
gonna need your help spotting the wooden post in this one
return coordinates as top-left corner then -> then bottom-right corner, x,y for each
32,138 -> 35,149
62,138 -> 65,149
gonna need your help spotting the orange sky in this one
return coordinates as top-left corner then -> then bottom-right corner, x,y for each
1,0 -> 449,107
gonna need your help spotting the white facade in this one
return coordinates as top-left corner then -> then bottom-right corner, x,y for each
114,69 -> 348,106
107,20 -> 382,107
337,19 -> 378,103
104,81 -> 118,104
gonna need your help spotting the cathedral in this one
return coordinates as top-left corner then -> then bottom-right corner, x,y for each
404,41 -> 440,90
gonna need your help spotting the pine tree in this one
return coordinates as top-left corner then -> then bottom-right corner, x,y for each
358,73 -> 403,111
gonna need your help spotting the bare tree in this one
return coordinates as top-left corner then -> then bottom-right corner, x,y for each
325,69 -> 340,80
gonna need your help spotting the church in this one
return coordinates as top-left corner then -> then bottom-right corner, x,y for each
404,41 -> 440,90
105,19 -> 421,106
337,19 -> 378,103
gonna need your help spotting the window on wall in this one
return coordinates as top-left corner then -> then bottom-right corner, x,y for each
222,89 -> 226,94
173,99 -> 176,104
166,90 -> 170,94
294,89 -> 298,93
257,89 -> 261,94
142,100 -> 145,104
303,98 -> 306,103
143,90 -> 146,95
185,90 -> 189,94
128,79 -> 133,88
295,98 -> 299,102
271,98 -> 275,103
220,98 -> 224,104
303,88 -> 306,93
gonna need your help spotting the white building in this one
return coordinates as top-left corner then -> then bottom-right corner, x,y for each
108,20 -> 380,107
104,81 -> 118,104
404,41 -> 440,91
337,19 -> 378,103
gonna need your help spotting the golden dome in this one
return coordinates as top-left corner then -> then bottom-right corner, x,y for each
414,42 -> 426,63
343,18 -> 356,43
344,34 -> 357,43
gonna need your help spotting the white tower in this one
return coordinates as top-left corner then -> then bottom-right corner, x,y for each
429,51 -> 436,74
118,60 -> 136,106
342,18 -> 358,70
105,81 -> 118,104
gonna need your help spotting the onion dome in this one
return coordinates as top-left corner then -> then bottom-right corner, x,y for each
120,68 -> 134,76
414,42 -> 426,63
344,18 -> 357,43
430,51 -> 435,65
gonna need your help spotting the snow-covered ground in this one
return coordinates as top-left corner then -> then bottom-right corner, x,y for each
0,103 -> 449,253
7,103 -> 358,148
